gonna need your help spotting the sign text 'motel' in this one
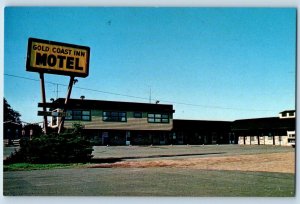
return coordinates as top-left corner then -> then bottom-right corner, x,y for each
26,38 -> 90,77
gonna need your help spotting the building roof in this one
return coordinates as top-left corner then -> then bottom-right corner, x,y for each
232,117 -> 295,131
279,110 -> 295,114
173,119 -> 232,131
52,98 -> 175,113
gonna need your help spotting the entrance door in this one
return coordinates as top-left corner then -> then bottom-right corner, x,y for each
126,131 -> 131,145
159,133 -> 166,145
212,133 -> 217,144
102,132 -> 109,145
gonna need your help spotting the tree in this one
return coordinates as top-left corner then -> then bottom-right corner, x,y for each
3,98 -> 21,124
23,123 -> 43,138
5,131 -> 94,164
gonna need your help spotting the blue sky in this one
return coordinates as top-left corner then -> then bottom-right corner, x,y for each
4,7 -> 296,123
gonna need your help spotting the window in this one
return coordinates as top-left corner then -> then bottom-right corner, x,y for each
288,134 -> 295,138
82,111 -> 91,121
133,112 -> 142,118
65,110 -> 72,120
103,111 -> 127,122
65,110 -> 91,121
148,113 -> 169,123
282,112 -> 287,117
73,110 -> 82,120
289,112 -> 295,117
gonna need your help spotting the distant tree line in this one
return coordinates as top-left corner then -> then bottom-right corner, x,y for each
4,97 -> 21,124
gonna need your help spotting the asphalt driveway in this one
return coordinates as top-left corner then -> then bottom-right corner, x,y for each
3,167 -> 295,196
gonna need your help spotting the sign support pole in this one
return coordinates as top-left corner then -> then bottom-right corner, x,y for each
39,72 -> 48,134
58,76 -> 75,134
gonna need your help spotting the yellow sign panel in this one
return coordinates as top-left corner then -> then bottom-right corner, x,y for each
26,38 -> 90,77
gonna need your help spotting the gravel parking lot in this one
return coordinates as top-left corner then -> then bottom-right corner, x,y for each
4,144 -> 293,160
91,144 -> 293,160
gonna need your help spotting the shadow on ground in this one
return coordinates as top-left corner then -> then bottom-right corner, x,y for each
90,152 -> 225,164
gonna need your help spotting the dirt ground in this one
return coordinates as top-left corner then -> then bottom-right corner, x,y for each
89,151 -> 295,174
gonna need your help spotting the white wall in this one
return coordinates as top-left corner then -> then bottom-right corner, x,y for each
238,135 -> 289,146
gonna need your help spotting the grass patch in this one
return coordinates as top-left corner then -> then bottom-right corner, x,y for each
92,168 -> 295,196
3,163 -> 85,171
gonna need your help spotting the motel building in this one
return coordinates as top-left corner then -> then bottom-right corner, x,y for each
49,98 -> 295,147
50,98 -> 175,145
233,110 -> 295,147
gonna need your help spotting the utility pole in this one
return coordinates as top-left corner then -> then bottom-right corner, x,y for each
56,84 -> 59,99
149,87 -> 152,103
52,83 -> 60,99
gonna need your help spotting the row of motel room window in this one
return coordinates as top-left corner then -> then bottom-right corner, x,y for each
54,110 -> 170,124
46,98 -> 295,146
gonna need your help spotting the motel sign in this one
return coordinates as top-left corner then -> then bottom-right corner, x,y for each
26,37 -> 90,133
26,38 -> 90,77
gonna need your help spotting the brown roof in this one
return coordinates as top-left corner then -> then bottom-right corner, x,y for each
173,119 -> 232,131
51,98 -> 175,113
232,117 -> 295,131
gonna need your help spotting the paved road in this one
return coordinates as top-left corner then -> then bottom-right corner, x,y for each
3,167 -> 295,196
3,146 -> 20,159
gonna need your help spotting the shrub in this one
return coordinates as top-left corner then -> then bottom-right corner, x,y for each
5,131 -> 93,164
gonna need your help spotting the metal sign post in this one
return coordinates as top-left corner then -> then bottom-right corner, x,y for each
39,72 -> 48,134
58,76 -> 75,134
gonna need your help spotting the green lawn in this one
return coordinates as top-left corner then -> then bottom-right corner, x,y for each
3,163 -> 85,171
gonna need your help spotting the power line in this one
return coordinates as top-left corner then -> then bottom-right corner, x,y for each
4,73 -> 275,112
4,73 -> 149,100
4,73 -> 60,85
75,86 -> 149,100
